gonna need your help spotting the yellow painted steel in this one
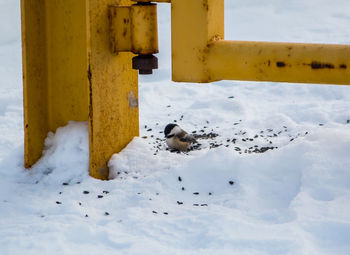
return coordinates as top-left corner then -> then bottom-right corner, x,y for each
131,4 -> 158,54
208,40 -> 350,84
109,6 -> 132,53
109,3 -> 158,54
171,0 -> 350,85
88,0 -> 138,179
171,0 -> 224,83
132,0 -> 170,2
21,0 -> 48,168
21,0 -> 138,179
21,0 -> 89,168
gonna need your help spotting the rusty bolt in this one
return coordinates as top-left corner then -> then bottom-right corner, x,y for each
132,54 -> 158,75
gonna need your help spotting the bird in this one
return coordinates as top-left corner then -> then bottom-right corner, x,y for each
164,123 -> 197,151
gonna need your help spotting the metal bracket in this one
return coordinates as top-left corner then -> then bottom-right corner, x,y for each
109,2 -> 159,74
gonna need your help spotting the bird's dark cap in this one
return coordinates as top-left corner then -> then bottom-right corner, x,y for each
164,123 -> 178,137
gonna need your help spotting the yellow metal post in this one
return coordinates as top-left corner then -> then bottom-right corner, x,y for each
88,0 -> 138,179
171,0 -> 224,83
21,0 -> 138,179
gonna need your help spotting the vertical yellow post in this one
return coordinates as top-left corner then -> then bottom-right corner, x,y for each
88,0 -> 138,179
171,0 -> 224,82
21,0 -> 138,179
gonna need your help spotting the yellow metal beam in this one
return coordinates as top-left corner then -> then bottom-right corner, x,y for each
21,0 -> 89,168
132,0 -> 170,3
171,0 -> 224,83
208,40 -> 350,85
171,0 -> 350,85
21,0 -> 48,168
88,0 -> 138,179
21,0 -> 138,179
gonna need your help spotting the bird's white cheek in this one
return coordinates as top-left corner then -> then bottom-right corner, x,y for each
166,138 -> 175,148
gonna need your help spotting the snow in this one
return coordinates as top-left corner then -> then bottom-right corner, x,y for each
1,0 -> 350,254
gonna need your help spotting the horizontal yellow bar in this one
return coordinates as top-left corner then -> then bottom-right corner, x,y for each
132,0 -> 170,2
208,40 -> 350,85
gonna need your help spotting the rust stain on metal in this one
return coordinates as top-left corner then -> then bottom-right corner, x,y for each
203,1 -> 209,11
309,61 -> 335,69
276,61 -> 286,67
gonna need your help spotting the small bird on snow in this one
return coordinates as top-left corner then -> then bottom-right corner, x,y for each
164,123 -> 197,151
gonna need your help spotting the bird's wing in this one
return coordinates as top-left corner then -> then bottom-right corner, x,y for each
178,131 -> 197,143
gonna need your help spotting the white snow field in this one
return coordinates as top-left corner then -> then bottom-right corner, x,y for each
1,0 -> 350,254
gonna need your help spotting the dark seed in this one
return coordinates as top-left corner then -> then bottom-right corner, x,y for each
181,187 -> 185,191
147,128 -> 152,131
85,214 -> 89,217
177,201 -> 183,205
83,191 -> 89,194
56,201 -> 62,204
105,212 -> 110,216
201,204 -> 208,206
152,211 -> 158,214
79,202 -> 82,206
178,176 -> 182,182
103,190 -> 109,194
193,192 -> 199,195
97,195 -> 103,198
62,182 -> 69,186
163,212 -> 168,215
229,181 -> 234,185
193,204 -> 199,206
209,192 -> 212,195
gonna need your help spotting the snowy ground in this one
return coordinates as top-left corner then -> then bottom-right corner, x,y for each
1,0 -> 350,254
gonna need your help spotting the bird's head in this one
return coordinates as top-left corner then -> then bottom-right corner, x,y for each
164,123 -> 181,138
